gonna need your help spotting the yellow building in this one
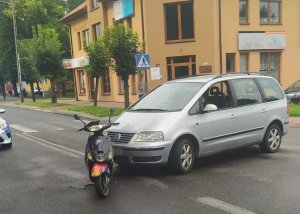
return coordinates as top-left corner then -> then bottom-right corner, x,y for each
61,0 -> 300,104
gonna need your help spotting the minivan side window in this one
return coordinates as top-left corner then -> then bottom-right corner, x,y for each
231,79 -> 262,106
189,81 -> 233,114
257,78 -> 284,101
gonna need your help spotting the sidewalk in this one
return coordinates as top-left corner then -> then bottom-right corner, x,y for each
1,96 -> 300,127
0,97 -> 125,121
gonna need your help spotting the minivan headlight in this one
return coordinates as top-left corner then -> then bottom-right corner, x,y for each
0,119 -> 7,129
135,132 -> 164,142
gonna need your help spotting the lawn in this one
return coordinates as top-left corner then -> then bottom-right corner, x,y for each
289,104 -> 300,117
65,106 -> 124,117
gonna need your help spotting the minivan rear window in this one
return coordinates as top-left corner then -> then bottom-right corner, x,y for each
257,78 -> 284,101
129,82 -> 204,112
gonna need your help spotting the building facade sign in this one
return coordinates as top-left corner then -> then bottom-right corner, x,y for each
114,0 -> 134,21
238,32 -> 286,51
63,57 -> 89,69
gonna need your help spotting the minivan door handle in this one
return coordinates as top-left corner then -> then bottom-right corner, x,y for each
230,114 -> 237,119
262,108 -> 268,113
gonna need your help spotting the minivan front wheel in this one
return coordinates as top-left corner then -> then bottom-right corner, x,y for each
169,138 -> 194,174
260,124 -> 282,153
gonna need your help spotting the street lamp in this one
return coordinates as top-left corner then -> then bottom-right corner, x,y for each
0,0 -> 23,102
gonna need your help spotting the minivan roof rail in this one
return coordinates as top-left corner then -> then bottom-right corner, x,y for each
213,71 -> 269,80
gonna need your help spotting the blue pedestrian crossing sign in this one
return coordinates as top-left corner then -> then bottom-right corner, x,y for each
135,54 -> 150,70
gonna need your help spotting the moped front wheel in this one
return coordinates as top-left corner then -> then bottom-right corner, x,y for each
95,173 -> 110,198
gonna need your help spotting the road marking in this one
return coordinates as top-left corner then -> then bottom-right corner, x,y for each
10,124 -> 38,133
32,122 -> 65,131
196,197 -> 257,214
16,133 -> 84,158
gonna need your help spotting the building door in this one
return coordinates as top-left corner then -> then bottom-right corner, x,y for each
226,53 -> 235,73
167,55 -> 196,80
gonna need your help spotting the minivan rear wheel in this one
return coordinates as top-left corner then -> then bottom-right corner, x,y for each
260,124 -> 282,153
169,138 -> 194,174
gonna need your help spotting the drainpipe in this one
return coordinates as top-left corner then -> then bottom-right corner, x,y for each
218,0 -> 223,74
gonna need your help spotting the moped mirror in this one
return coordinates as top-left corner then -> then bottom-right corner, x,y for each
74,114 -> 80,120
0,109 -> 6,114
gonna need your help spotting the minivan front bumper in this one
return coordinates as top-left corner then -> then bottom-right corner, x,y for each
112,141 -> 173,165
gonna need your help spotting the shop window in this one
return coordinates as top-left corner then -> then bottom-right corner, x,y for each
92,23 -> 101,41
167,55 -> 196,80
239,0 -> 248,24
260,52 -> 280,81
101,73 -> 111,95
260,0 -> 281,24
164,1 -> 194,42
78,70 -> 86,95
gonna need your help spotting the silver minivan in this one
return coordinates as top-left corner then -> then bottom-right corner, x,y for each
108,74 -> 289,174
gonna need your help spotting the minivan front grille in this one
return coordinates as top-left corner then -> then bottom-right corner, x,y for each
107,132 -> 135,144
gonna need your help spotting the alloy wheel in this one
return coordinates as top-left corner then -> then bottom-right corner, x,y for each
180,144 -> 193,170
268,128 -> 281,149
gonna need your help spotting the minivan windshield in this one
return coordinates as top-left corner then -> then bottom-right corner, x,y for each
129,82 -> 205,112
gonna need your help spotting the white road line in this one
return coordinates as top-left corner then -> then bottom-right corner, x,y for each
22,133 -> 85,156
196,197 -> 257,214
31,123 -> 65,131
16,133 -> 81,158
10,124 -> 38,133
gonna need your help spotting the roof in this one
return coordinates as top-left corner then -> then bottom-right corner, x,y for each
60,2 -> 87,23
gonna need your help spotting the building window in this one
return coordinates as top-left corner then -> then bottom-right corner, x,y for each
118,76 -> 124,95
101,73 -> 111,95
131,75 -> 137,95
78,70 -> 86,95
92,23 -> 101,41
167,55 -> 196,80
91,0 -> 99,10
260,52 -> 280,81
82,29 -> 90,46
164,1 -> 194,42
239,0 -> 248,24
260,0 -> 281,24
240,53 -> 248,72
77,32 -> 82,50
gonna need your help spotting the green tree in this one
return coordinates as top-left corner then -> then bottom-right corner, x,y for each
64,0 -> 85,13
84,38 -> 110,106
19,37 -> 40,102
34,25 -> 63,103
104,24 -> 141,108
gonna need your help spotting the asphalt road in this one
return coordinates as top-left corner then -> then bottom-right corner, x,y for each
1,106 -> 300,214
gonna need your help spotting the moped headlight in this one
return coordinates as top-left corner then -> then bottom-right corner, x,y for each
135,131 -> 164,142
0,119 -> 7,129
88,125 -> 102,132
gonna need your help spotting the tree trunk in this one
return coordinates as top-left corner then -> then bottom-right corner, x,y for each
1,83 -> 6,100
123,75 -> 130,108
30,82 -> 36,102
94,76 -> 99,107
13,80 -> 18,97
50,79 -> 57,103
62,81 -> 67,97
36,81 -> 41,93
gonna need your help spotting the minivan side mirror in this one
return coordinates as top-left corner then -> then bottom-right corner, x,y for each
0,109 -> 6,114
203,104 -> 218,112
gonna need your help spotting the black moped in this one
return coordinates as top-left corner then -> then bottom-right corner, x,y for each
74,108 -> 118,198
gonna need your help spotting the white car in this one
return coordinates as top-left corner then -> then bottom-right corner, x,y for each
0,109 -> 12,148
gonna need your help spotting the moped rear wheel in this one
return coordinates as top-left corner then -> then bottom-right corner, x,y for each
95,173 -> 110,198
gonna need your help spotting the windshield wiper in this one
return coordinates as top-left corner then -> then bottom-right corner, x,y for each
130,108 -> 169,112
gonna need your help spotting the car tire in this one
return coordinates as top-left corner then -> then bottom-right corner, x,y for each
169,138 -> 194,174
260,124 -> 282,153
